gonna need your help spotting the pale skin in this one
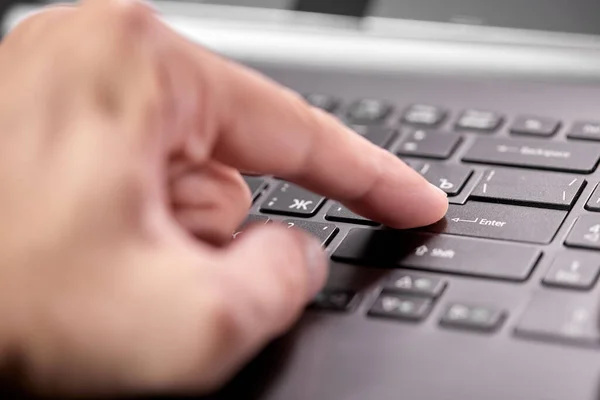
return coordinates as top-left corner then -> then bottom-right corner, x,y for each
0,0 -> 448,397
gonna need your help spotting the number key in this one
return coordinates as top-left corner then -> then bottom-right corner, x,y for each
260,182 -> 326,217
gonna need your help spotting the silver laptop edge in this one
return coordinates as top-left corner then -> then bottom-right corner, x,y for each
5,1 -> 600,82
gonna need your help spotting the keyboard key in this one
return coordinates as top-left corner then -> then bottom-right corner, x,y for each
346,99 -> 392,124
331,229 -> 540,281
510,115 -> 560,137
426,202 -> 566,244
233,215 -> 270,239
325,202 -> 378,226
243,176 -> 268,201
584,184 -> 600,212
303,93 -> 339,112
542,252 -> 600,290
440,303 -> 505,332
455,109 -> 502,132
401,104 -> 446,126
564,215 -> 600,250
382,272 -> 446,298
567,121 -> 600,141
418,163 -> 473,196
309,289 -> 358,312
462,137 -> 600,173
260,182 -> 325,217
471,168 -> 585,210
349,125 -> 396,148
368,294 -> 432,321
515,291 -> 600,348
283,220 -> 339,246
396,130 -> 462,159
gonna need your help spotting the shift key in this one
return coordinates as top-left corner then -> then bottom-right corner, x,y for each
463,137 -> 600,173
424,202 -> 567,244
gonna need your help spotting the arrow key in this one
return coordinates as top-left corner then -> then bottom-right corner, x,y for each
368,294 -> 432,322
565,215 -> 600,250
382,272 -> 447,298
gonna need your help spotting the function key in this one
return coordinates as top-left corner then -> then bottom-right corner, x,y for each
564,215 -> 600,250
396,130 -> 462,159
542,252 -> 600,291
440,303 -> 505,332
260,182 -> 326,217
368,293 -> 432,322
303,93 -> 339,113
382,272 -> 446,298
510,115 -> 561,137
349,125 -> 397,148
455,109 -> 503,132
325,202 -> 378,226
568,121 -> 600,141
417,162 -> 473,196
283,220 -> 339,247
243,176 -> 268,202
346,99 -> 393,124
401,104 -> 447,127
585,184 -> 600,212
309,289 -> 359,312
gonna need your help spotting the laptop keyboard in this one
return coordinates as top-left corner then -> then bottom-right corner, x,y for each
238,94 -> 600,347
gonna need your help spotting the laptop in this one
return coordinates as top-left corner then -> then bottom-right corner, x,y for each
5,1 -> 600,399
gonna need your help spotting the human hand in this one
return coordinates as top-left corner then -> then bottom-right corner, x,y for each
0,0 -> 447,397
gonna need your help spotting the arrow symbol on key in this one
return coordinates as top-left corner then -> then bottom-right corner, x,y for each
451,217 -> 479,223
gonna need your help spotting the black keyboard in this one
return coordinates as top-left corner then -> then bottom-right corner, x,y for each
237,93 -> 600,345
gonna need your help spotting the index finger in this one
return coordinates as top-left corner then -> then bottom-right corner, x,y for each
164,20 -> 448,229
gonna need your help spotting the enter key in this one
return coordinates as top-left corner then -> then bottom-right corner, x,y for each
425,202 -> 567,244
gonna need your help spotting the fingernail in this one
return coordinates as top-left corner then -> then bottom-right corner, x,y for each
303,236 -> 328,298
429,182 -> 448,198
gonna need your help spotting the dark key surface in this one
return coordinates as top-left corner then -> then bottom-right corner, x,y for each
515,291 -> 600,348
309,290 -> 358,312
303,93 -> 339,112
381,272 -> 446,298
455,109 -> 503,132
564,215 -> 600,250
425,202 -> 567,244
243,176 -> 268,201
346,98 -> 392,124
542,252 -> 600,290
349,125 -> 396,148
260,182 -> 325,217
331,229 -> 540,281
396,130 -> 462,159
368,294 -> 432,321
462,137 -> 600,173
418,162 -> 473,196
567,121 -> 600,141
440,303 -> 505,332
584,184 -> 600,212
401,104 -> 446,127
471,168 -> 585,210
325,202 -> 378,226
510,115 -> 561,137
283,220 -> 339,246
233,215 -> 270,239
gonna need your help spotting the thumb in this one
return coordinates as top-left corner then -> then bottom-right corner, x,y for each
203,223 -> 328,387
